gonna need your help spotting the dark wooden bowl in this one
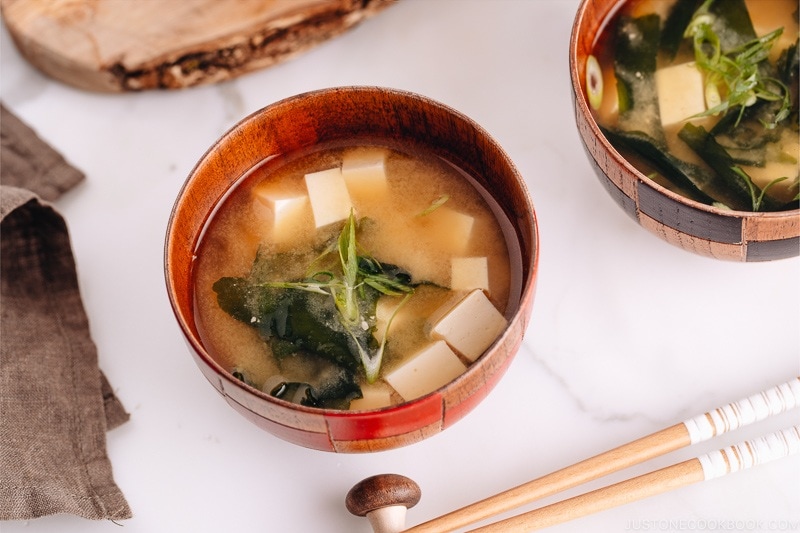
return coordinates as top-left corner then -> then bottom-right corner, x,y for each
164,86 -> 539,452
570,0 -> 799,261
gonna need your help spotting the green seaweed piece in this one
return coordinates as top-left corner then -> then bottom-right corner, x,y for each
661,0 -> 704,60
267,369 -> 362,410
614,13 -> 663,141
678,123 -> 784,211
707,0 -> 757,49
602,129 -> 720,205
213,277 -> 360,371
776,40 -> 799,128
601,126 -> 722,206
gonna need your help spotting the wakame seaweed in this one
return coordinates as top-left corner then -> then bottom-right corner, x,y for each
598,0 -> 799,212
777,40 -> 799,126
706,0 -> 757,49
678,123 -> 786,211
213,277 -> 360,371
267,371 -> 363,411
614,13 -> 663,139
600,126 -> 719,205
231,365 -> 362,410
661,0 -> 704,60
213,212 -> 419,407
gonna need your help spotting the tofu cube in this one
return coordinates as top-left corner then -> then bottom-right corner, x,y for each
372,296 -> 409,344
429,289 -> 507,362
349,382 -> 393,410
251,184 -> 310,242
342,148 -> 389,200
655,62 -> 707,127
450,257 -> 490,293
421,206 -> 474,254
304,167 -> 353,228
384,340 -> 467,401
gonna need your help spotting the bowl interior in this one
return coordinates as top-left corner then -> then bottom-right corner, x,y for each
165,86 -> 539,451
570,0 -> 800,261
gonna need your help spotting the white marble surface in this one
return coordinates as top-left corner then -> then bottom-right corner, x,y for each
2,1 -> 799,532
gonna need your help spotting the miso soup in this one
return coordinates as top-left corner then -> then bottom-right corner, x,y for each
587,0 -> 799,211
193,141 -> 519,410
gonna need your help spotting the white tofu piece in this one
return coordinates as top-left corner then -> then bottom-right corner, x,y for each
384,340 -> 467,401
372,296 -> 409,344
342,148 -> 389,200
304,167 -> 353,228
655,62 -> 706,127
422,206 -> 474,253
251,184 -> 310,242
450,257 -> 489,293
349,382 -> 393,410
429,289 -> 507,362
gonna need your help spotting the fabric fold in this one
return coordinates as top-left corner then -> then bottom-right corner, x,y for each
1,105 -> 85,201
0,105 -> 131,521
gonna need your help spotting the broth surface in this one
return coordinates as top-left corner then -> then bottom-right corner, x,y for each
193,141 -> 516,409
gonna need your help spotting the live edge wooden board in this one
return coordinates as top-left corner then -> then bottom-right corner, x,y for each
0,0 -> 394,92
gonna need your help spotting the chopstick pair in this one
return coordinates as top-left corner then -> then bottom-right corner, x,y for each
404,378 -> 800,532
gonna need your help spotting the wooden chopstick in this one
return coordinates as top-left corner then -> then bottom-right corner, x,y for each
468,425 -> 800,532
403,378 -> 800,533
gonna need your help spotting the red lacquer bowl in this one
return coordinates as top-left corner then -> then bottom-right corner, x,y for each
164,86 -> 539,452
570,0 -> 799,261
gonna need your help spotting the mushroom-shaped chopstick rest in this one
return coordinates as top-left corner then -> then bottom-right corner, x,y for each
346,474 -> 421,533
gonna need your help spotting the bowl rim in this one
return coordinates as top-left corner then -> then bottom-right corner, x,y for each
164,85 -> 540,417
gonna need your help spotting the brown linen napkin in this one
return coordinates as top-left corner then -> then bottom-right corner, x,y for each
0,104 -> 132,520
0,105 -> 85,201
